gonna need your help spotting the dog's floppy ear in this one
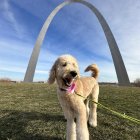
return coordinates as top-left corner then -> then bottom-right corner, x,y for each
47,60 -> 57,84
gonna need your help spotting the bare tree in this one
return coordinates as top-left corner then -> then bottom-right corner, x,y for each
0,78 -> 11,82
134,78 -> 140,87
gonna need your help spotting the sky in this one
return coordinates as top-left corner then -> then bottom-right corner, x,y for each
0,0 -> 140,82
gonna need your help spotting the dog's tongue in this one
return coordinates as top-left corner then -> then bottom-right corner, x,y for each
67,83 -> 76,94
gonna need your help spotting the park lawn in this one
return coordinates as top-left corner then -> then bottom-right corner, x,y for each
0,83 -> 140,140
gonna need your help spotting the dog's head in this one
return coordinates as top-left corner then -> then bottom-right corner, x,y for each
48,55 -> 80,89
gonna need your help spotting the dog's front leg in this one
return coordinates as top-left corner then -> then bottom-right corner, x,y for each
76,105 -> 89,140
66,119 -> 76,140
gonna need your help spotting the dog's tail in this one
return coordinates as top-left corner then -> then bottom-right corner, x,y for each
85,64 -> 99,79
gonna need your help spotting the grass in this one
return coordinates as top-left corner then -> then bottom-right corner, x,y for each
0,83 -> 140,140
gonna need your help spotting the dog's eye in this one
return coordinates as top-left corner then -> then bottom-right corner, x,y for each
73,63 -> 76,67
62,62 -> 67,67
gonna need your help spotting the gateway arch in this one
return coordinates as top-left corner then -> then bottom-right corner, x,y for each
24,0 -> 130,85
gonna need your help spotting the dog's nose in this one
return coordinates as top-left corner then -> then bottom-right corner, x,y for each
70,71 -> 77,78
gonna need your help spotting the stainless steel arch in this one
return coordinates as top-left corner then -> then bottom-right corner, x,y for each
24,0 -> 130,85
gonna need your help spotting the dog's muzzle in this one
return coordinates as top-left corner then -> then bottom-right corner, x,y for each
63,71 -> 77,87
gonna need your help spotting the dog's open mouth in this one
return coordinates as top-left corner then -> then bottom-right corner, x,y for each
63,77 -> 74,87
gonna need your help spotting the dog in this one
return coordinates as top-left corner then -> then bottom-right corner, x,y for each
48,54 -> 99,140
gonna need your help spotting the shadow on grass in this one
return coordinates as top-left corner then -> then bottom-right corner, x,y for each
0,110 -> 65,140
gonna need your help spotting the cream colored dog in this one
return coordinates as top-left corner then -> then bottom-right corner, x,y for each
48,54 -> 99,140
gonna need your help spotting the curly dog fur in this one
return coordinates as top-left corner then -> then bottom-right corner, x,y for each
48,54 -> 99,140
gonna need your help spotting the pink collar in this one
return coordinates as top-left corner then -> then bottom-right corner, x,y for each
60,83 -> 76,94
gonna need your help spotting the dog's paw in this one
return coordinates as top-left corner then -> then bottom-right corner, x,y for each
88,119 -> 97,127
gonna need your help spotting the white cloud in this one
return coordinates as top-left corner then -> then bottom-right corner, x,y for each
36,70 -> 49,74
1,0 -> 25,39
10,0 -> 58,20
0,66 -> 48,75
0,38 -> 56,81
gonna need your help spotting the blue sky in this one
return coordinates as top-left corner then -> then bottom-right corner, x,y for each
0,0 -> 140,82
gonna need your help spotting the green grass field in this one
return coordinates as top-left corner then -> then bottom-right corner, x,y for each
0,83 -> 140,140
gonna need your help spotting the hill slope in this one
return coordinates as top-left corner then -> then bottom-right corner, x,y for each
0,83 -> 139,140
